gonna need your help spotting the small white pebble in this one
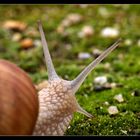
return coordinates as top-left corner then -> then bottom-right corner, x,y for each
114,94 -> 124,103
131,92 -> 135,96
110,82 -> 117,88
108,106 -> 119,115
101,27 -> 119,38
12,33 -> 22,42
100,106 -> 103,109
124,39 -> 132,46
78,52 -> 91,60
78,25 -> 94,38
94,76 -> 107,85
34,39 -> 42,47
104,101 -> 109,106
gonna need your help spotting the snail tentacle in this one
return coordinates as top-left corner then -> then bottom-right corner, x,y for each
76,103 -> 93,118
70,39 -> 121,93
38,20 -> 59,81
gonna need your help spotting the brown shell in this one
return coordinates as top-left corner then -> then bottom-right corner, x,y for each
0,59 -> 39,135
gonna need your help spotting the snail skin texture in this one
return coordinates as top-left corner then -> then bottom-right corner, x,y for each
0,59 -> 39,135
33,21 -> 121,135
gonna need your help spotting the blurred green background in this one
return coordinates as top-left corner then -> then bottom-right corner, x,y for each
0,4 -> 140,135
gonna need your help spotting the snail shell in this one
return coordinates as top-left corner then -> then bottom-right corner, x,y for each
0,59 -> 39,135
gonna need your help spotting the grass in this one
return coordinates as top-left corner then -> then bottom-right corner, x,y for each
0,4 -> 140,135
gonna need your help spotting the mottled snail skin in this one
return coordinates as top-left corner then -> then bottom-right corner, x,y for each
33,79 -> 77,135
0,59 -> 39,135
33,21 -> 121,135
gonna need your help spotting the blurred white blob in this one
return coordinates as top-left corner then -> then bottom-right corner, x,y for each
78,52 -> 91,60
114,94 -> 124,103
124,39 -> 132,46
108,106 -> 119,115
94,76 -> 107,85
101,27 -> 119,38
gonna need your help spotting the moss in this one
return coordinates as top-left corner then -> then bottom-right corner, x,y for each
65,112 -> 140,135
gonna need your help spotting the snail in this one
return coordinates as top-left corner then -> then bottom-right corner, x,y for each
0,20 -> 121,135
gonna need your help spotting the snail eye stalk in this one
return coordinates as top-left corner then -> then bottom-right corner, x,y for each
71,38 -> 121,94
38,20 -> 59,81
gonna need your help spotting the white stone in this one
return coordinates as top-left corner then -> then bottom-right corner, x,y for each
114,94 -> 124,103
78,52 -> 91,60
94,76 -> 107,85
124,39 -> 132,46
131,92 -> 135,96
101,27 -> 119,38
110,82 -> 117,88
34,39 -> 42,47
104,101 -> 109,106
12,33 -> 22,41
108,106 -> 119,115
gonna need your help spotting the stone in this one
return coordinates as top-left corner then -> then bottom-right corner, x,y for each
108,106 -> 119,115
101,27 -> 119,38
78,52 -> 91,60
94,76 -> 107,85
124,39 -> 132,46
20,38 -> 34,49
104,101 -> 109,106
114,94 -> 124,103
12,33 -> 22,42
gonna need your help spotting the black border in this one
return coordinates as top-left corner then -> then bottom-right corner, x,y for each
0,0 -> 140,4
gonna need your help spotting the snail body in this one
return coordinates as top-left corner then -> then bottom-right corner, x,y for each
0,20 -> 121,135
33,79 -> 77,135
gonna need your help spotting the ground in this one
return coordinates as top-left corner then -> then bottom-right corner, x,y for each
0,4 -> 140,135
